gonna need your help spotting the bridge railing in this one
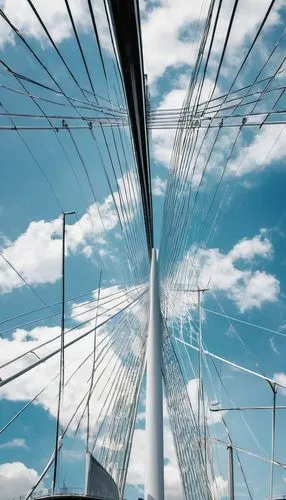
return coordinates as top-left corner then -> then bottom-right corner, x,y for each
31,488 -> 122,499
13,487 -> 127,499
13,488 -> 119,499
32,487 -> 85,497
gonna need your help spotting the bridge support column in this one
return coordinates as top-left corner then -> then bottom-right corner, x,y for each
145,249 -> 164,500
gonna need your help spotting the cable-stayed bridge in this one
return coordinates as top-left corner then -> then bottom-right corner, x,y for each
0,1 -> 285,499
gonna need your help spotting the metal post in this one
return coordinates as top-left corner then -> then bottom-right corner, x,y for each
26,438 -> 63,500
269,383 -> 277,500
227,445 -> 234,500
85,451 -> 91,495
145,249 -> 164,500
52,211 -> 75,493
198,289 -> 202,431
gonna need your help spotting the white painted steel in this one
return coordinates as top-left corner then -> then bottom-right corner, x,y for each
145,249 -> 164,500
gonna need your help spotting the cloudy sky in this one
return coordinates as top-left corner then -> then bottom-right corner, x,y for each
0,0 -> 286,499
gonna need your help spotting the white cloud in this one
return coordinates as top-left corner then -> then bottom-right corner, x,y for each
70,284 -> 138,324
0,291 -> 148,498
270,336 -> 279,355
141,0 -> 282,84
0,0 -> 282,89
211,474 -> 228,499
151,75 -> 218,170
152,88 -> 286,185
62,448 -> 85,462
0,462 -> 39,500
151,75 -> 190,166
141,0 -> 207,84
0,326 -> 130,438
231,270 -> 279,311
229,231 -> 272,261
136,411 -> 145,423
161,287 -> 198,320
0,284 -> 145,442
164,462 -> 183,500
127,381 -> 222,498
126,428 -> 144,486
0,0 -> 108,48
0,218 -> 62,293
0,438 -> 28,449
187,378 -> 224,426
126,378 -> 183,497
146,1 -> 285,186
0,300 -> 220,500
152,176 -> 167,196
274,372 -> 286,394
0,172 -> 139,294
169,231 -> 279,313
228,125 -> 286,177
127,423 -> 183,500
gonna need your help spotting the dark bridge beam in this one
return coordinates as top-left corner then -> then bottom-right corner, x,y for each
107,0 -> 153,256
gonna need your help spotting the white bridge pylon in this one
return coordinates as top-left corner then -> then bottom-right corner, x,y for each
145,248 -> 165,500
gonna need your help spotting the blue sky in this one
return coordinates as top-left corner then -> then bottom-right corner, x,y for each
0,0 -> 286,499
